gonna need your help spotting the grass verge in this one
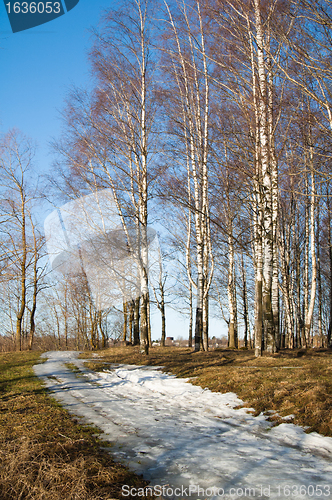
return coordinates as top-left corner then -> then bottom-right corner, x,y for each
83,346 -> 332,437
0,351 -> 149,500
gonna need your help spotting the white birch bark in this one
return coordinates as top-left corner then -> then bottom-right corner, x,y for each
165,0 -> 213,351
279,224 -> 293,348
303,172 -> 310,347
267,28 -> 280,350
304,145 -> 317,344
227,228 -> 238,349
138,1 -> 149,354
254,0 -> 275,353
223,140 -> 238,349
247,15 -> 263,356
80,0 -> 152,354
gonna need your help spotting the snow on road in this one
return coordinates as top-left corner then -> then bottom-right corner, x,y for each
34,351 -> 332,500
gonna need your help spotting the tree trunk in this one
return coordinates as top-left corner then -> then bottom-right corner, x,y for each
254,190 -> 263,357
16,210 -> 27,351
140,292 -> 149,355
241,253 -> 249,349
147,293 -> 152,347
254,0 -> 276,354
133,297 -> 140,345
304,147 -> 317,344
202,294 -> 209,351
327,192 -> 332,347
128,301 -> 133,344
317,201 -> 323,347
194,240 -> 204,351
227,228 -> 238,349
159,280 -> 166,347
161,292 -> 166,348
98,311 -> 107,348
123,301 -> 128,342
188,284 -> 193,349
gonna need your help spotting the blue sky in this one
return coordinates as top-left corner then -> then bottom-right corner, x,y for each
0,0 -> 114,174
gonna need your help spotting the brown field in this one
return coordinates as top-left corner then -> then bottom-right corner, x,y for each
0,351 -> 149,500
84,345 -> 332,437
1,346 -> 331,499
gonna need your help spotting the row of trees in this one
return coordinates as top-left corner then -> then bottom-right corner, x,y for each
0,132 -> 45,351
1,0 -> 332,356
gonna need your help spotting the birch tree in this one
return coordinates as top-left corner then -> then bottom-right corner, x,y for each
208,0 -> 284,355
0,130 -> 39,351
162,0 -> 214,351
55,0 -> 157,354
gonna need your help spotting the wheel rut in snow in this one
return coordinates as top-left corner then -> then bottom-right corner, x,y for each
34,351 -> 332,500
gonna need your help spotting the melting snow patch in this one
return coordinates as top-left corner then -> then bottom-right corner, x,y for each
34,352 -> 332,500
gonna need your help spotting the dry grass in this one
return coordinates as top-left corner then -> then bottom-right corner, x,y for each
3,347 -> 329,498
84,345 -> 332,437
0,351 -> 149,500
